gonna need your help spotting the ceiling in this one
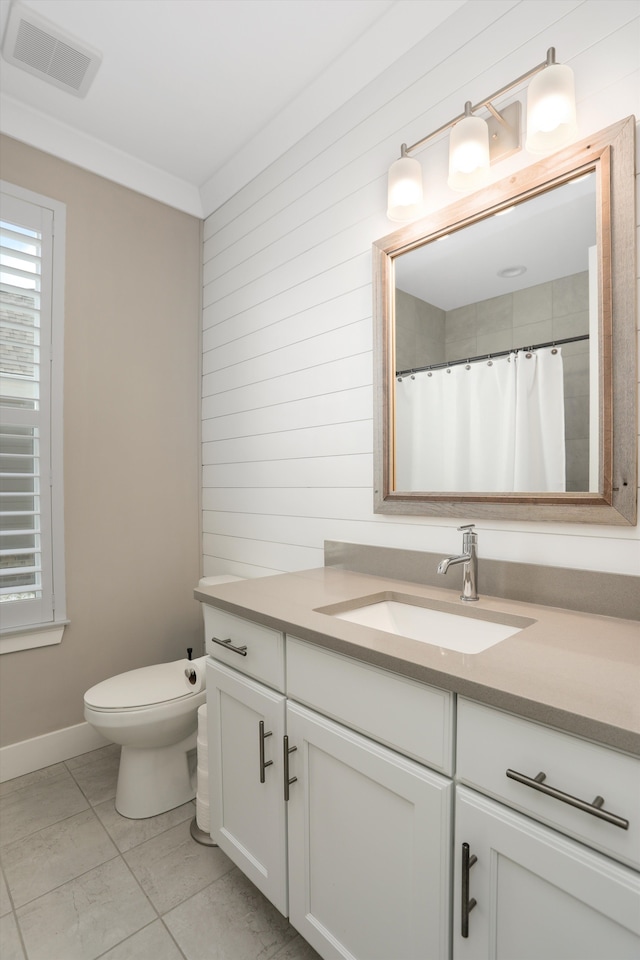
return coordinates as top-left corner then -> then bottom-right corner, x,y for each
395,173 -> 596,312
0,0 -> 466,216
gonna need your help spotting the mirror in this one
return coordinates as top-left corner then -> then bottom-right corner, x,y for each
373,117 -> 636,524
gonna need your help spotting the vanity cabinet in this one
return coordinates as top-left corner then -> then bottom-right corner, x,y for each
285,691 -> 452,960
453,698 -> 640,959
203,600 -> 640,960
205,607 -> 454,960
206,659 -> 287,914
453,787 -> 640,960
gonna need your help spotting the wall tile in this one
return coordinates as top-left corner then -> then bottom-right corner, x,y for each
553,272 -> 589,315
513,282 -> 553,327
476,294 -> 512,335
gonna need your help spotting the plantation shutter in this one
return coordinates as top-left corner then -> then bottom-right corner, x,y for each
0,193 -> 55,630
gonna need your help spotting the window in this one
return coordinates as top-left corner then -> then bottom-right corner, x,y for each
0,183 -> 66,650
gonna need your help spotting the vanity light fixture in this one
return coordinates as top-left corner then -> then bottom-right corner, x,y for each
387,146 -> 424,222
447,101 -> 491,192
387,47 -> 577,221
525,49 -> 578,154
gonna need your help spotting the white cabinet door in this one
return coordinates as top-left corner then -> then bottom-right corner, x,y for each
207,659 -> 287,915
453,786 -> 640,960
286,701 -> 453,960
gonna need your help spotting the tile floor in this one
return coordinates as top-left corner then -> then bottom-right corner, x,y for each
0,744 -> 322,960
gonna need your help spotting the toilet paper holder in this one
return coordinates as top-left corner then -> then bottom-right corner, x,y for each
185,647 -> 197,684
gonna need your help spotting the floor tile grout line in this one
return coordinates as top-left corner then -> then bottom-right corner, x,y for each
0,764 -> 78,802
91,800 -> 197,855
9,849 -> 165,960
6,810 -> 210,949
9,828 -> 201,960
3,748 -> 322,960
0,802 -> 96,853
91,916 -> 190,960
63,752 -> 122,810
62,744 -> 121,773
8,850 -> 123,914
120,823 -> 238,916
115,847 -> 166,922
2,857 -> 35,960
158,915 -> 191,960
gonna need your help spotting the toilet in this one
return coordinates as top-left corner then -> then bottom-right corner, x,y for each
83,575 -> 244,819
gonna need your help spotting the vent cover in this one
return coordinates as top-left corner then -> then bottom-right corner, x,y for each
2,1 -> 102,97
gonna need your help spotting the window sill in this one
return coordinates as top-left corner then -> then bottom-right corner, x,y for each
0,622 -> 68,654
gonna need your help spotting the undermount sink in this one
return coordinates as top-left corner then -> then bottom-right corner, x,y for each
318,593 -> 535,655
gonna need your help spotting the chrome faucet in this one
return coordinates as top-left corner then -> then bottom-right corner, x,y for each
437,524 -> 479,602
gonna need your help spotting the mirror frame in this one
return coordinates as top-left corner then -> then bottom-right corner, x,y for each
373,116 -> 636,525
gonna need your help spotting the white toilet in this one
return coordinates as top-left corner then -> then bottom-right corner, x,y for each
83,575 -> 243,819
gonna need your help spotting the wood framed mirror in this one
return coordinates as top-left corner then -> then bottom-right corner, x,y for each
373,116 -> 636,524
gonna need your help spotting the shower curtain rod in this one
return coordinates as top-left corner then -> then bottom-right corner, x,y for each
395,334 -> 589,378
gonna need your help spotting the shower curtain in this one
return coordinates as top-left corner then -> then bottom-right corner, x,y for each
395,347 -> 566,492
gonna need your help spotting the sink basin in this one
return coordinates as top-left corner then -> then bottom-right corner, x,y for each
319,593 -> 534,655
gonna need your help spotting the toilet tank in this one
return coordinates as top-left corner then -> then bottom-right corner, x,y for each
198,576 -> 245,635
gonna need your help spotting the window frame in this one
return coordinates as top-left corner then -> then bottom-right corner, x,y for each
0,181 -> 67,652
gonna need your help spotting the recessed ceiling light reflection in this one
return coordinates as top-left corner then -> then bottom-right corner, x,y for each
498,265 -> 527,278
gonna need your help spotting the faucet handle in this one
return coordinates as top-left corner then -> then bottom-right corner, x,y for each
458,523 -> 477,548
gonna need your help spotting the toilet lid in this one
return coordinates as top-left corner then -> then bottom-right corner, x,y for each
84,661 -> 194,709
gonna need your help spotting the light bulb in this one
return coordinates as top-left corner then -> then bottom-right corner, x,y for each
448,114 -> 490,192
387,155 -> 423,221
526,63 -> 577,154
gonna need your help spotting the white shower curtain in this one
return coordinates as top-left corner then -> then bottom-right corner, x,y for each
395,347 -> 565,492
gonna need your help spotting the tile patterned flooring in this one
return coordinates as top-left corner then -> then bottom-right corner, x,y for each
0,745 -> 322,960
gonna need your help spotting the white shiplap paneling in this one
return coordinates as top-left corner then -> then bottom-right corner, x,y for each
202,0 -> 640,578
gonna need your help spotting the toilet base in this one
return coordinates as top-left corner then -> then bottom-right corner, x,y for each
115,731 -> 198,819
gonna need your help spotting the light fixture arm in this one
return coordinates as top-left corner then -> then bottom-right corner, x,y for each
387,46 -> 575,221
398,48 -> 557,160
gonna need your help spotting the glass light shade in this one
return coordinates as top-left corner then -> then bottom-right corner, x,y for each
387,155 -> 423,221
447,115 -> 490,192
525,63 -> 577,154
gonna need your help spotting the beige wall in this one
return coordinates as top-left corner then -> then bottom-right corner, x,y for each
0,136 -> 203,747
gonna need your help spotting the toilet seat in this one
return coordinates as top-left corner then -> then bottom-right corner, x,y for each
84,661 -> 196,711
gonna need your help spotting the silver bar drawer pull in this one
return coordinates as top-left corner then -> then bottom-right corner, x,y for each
506,769 -> 629,830
259,721 -> 273,783
210,635 -> 248,657
283,735 -> 297,801
461,842 -> 477,939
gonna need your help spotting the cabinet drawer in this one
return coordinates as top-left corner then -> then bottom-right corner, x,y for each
286,637 -> 454,775
457,697 -> 640,870
203,604 -> 285,692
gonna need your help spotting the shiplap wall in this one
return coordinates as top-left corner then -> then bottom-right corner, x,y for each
202,0 -> 640,579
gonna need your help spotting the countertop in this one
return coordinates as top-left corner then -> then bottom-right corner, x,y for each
195,567 -> 640,757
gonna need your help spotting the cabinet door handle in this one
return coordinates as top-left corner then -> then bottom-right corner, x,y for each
259,721 -> 273,783
283,735 -> 297,801
461,842 -> 477,939
210,635 -> 248,657
506,769 -> 629,830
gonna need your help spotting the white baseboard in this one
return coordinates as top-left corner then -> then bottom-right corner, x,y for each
0,722 -> 112,783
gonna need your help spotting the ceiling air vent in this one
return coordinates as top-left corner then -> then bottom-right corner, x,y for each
1,1 -> 102,97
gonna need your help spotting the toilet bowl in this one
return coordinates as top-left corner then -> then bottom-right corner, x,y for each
83,575 -> 244,820
84,660 -> 207,819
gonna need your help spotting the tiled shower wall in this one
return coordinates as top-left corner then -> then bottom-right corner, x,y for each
395,272 -> 590,489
